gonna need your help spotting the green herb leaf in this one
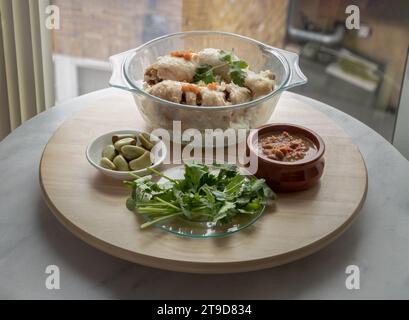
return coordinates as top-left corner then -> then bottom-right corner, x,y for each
219,50 -> 248,87
229,68 -> 247,86
124,162 -> 276,229
232,60 -> 248,69
220,50 -> 233,63
193,64 -> 215,84
219,201 -> 236,214
224,175 -> 245,195
126,197 -> 137,211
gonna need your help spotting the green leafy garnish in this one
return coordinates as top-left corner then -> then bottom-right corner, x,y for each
124,162 -> 276,229
220,50 -> 233,63
232,60 -> 248,69
193,64 -> 215,84
220,50 -> 248,86
229,65 -> 247,86
193,50 -> 249,86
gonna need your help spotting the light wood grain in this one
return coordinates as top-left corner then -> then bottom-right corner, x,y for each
39,92 -> 367,273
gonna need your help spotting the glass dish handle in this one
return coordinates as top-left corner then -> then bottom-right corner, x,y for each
109,51 -> 135,92
271,47 -> 308,89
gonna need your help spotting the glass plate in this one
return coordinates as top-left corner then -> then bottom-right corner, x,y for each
143,163 -> 265,238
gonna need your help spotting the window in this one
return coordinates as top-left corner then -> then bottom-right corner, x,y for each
51,0 -> 409,141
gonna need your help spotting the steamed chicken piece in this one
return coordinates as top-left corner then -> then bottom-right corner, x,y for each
146,80 -> 183,103
184,91 -> 198,106
244,70 -> 275,99
143,48 -> 276,105
225,83 -> 251,104
197,48 -> 223,66
147,80 -> 242,106
201,86 -> 230,106
147,81 -> 204,105
144,56 -> 196,84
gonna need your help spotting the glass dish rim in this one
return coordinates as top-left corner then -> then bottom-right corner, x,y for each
122,30 -> 291,111
150,205 -> 265,238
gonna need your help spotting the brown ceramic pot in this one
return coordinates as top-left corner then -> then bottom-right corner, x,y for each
247,123 -> 325,192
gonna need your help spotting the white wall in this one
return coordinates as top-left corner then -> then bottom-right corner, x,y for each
53,54 -> 110,104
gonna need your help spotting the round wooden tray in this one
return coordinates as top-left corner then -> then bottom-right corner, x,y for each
40,93 -> 367,273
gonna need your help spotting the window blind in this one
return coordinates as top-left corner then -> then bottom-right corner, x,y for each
0,0 -> 54,140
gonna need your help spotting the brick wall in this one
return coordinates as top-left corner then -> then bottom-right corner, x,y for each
51,0 -> 288,60
52,0 -> 183,60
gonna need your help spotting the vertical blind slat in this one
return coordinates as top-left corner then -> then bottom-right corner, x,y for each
12,0 -> 37,122
0,0 -> 21,130
39,0 -> 54,110
0,0 -> 55,140
0,19 -> 11,140
29,0 -> 46,114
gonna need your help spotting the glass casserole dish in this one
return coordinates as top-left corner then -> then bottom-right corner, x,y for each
109,31 -> 307,139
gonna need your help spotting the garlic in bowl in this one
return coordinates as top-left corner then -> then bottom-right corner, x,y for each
86,130 -> 167,180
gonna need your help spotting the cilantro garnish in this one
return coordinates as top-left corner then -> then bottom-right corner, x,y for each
220,50 -> 248,86
193,50 -> 249,86
193,64 -> 215,84
220,50 -> 233,63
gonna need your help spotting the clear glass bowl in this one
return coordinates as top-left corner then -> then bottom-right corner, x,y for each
109,31 -> 307,137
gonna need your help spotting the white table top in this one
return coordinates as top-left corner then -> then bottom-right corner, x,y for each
0,89 -> 408,299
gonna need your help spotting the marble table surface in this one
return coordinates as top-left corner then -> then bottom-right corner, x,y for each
0,89 -> 408,299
